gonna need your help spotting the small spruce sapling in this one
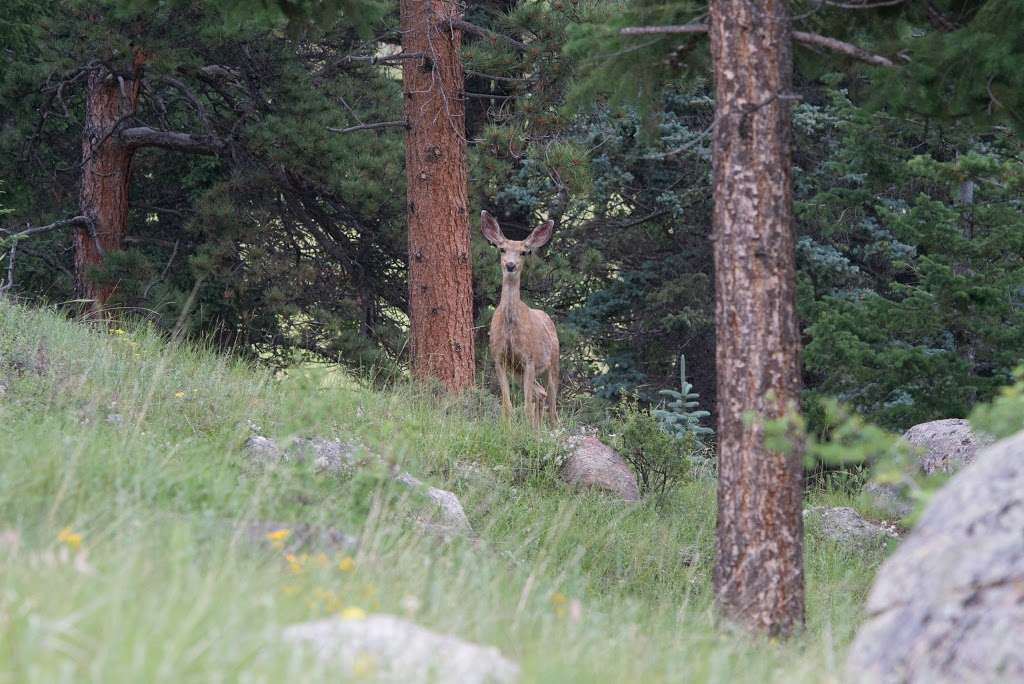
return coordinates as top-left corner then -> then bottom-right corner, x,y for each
653,354 -> 713,442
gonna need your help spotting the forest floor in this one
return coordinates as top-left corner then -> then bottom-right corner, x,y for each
0,301 -> 892,683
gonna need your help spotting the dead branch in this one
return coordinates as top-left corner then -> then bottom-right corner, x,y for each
465,92 -> 518,100
465,69 -> 534,83
619,23 -> 897,67
0,215 -> 94,293
118,127 -> 226,154
338,52 -> 426,65
326,120 -> 409,134
0,215 -> 93,241
825,0 -> 906,8
446,19 -> 529,53
155,76 -> 212,131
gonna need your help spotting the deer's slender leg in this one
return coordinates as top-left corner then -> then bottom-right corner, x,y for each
494,359 -> 513,419
523,360 -> 538,428
546,357 -> 559,426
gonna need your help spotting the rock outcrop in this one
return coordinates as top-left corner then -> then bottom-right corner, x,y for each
803,506 -> 897,547
846,430 -> 1024,683
244,434 -> 474,539
394,472 -> 474,540
243,435 -> 359,474
560,435 -> 640,502
903,418 -> 994,475
284,614 -> 519,683
864,418 -> 994,518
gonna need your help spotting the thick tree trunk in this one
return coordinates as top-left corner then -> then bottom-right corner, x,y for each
708,0 -> 805,636
76,65 -> 142,308
400,0 -> 476,392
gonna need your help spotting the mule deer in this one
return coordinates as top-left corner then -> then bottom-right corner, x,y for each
481,210 -> 559,427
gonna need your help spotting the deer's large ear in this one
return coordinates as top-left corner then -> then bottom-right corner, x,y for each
480,210 -> 505,247
524,219 -> 554,250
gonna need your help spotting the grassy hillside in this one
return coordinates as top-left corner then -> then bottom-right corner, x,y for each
0,301 -> 887,682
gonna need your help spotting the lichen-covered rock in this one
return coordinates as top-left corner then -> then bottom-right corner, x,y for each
846,430 -> 1024,684
289,436 -> 359,473
803,506 -> 897,547
903,418 -> 994,475
394,472 -> 474,540
244,435 -> 283,465
863,481 -> 915,519
560,435 -> 640,502
863,419 -> 995,519
283,614 -> 519,683
244,434 -> 474,539
243,435 -> 358,473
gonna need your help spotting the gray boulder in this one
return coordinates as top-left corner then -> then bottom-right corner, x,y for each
864,419 -> 995,518
863,481 -> 915,519
243,435 -> 358,474
244,435 -> 283,465
283,614 -> 519,683
903,418 -> 994,475
561,435 -> 640,502
803,506 -> 896,547
394,472 -> 474,540
243,434 -> 474,539
846,430 -> 1024,684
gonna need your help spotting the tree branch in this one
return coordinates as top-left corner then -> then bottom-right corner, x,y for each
445,19 -> 529,53
1,216 -> 95,293
118,127 -> 226,155
326,120 -> 408,134
791,30 -> 896,67
0,215 -> 93,241
466,69 -> 534,83
619,23 -> 897,67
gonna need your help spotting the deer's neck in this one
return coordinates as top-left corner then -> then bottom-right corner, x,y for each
498,275 -> 527,325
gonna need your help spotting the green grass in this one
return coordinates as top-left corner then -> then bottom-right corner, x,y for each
0,301 -> 888,682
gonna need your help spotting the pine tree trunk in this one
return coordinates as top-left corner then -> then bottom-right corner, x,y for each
708,0 -> 805,636
400,0 -> 476,392
76,64 -> 142,309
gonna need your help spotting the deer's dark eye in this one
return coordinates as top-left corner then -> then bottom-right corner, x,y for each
522,251 -> 529,256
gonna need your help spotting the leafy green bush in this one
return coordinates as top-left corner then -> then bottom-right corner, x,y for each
606,396 -> 707,496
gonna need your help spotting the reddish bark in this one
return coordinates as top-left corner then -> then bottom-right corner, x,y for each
400,0 -> 476,392
709,0 -> 806,636
75,60 -> 142,308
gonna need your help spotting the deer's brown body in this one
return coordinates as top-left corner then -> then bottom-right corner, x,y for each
481,211 -> 559,427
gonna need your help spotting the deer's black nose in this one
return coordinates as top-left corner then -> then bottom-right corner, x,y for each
505,263 -> 516,272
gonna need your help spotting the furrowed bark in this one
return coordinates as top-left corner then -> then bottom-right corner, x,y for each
709,0 -> 805,637
76,64 -> 142,308
400,0 -> 476,392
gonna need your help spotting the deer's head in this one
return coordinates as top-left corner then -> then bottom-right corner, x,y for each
480,210 -> 554,278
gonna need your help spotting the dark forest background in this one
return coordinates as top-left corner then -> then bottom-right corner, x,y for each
3,0 -> 1023,431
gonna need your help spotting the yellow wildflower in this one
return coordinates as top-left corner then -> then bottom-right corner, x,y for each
285,553 -> 304,575
313,588 -> 343,612
337,555 -> 356,572
339,606 -> 367,621
267,528 -> 290,551
174,391 -> 186,399
281,584 -> 301,596
57,527 -> 82,551
352,653 -> 378,678
111,328 -> 126,336
551,591 -> 569,618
